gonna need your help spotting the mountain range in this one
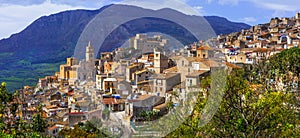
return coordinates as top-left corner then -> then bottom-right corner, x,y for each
0,4 -> 250,90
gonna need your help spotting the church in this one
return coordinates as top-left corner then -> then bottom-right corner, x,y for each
59,42 -> 96,85
77,42 -> 96,82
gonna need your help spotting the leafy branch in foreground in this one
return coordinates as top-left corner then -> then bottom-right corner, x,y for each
168,69 -> 300,137
0,82 -> 46,137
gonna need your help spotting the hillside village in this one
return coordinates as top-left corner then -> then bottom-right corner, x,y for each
8,12 -> 300,137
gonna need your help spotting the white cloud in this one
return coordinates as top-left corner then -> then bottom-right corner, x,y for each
206,0 -> 299,11
0,0 -> 111,8
252,0 -> 299,12
50,0 -> 113,8
206,0 -> 300,21
240,17 -> 257,24
0,0 -> 45,6
250,0 -> 300,19
177,0 -> 190,3
0,0 -> 100,39
193,6 -> 205,15
206,0 -> 214,4
194,6 -> 203,10
218,0 -> 239,5
205,0 -> 239,5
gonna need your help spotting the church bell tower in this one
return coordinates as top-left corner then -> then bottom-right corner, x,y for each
86,41 -> 95,62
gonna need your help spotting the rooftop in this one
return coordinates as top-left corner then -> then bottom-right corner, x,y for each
197,45 -> 212,50
153,103 -> 166,110
135,69 -> 148,75
152,73 -> 179,79
224,62 -> 242,69
66,112 -> 86,115
186,70 -> 209,77
163,66 -> 178,73
48,125 -> 58,131
102,97 -> 124,105
202,60 -> 221,67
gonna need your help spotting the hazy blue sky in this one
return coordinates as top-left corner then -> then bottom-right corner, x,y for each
0,0 -> 299,39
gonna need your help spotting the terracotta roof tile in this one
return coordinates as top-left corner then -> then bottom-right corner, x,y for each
153,103 -> 166,110
102,98 -> 124,105
197,45 -> 212,50
48,125 -> 59,131
202,60 -> 220,67
163,66 -> 178,73
224,62 -> 241,69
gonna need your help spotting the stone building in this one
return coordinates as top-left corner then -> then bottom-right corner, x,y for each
58,42 -> 96,85
296,12 -> 300,26
153,49 -> 168,73
151,73 -> 181,97
130,34 -> 169,53
196,45 -> 213,59
59,57 -> 79,85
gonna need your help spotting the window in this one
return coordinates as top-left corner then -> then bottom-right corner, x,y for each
193,63 -> 199,70
156,54 -> 159,57
190,79 -> 192,85
182,60 -> 184,66
160,88 -> 163,91
203,54 -> 206,58
157,80 -> 162,85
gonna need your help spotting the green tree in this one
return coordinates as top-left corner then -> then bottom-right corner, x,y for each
139,110 -> 159,121
168,69 -> 300,137
59,125 -> 89,138
248,47 -> 300,92
32,104 -> 47,134
59,120 -> 112,138
0,82 -> 13,133
102,107 -> 110,121
0,82 -> 44,137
